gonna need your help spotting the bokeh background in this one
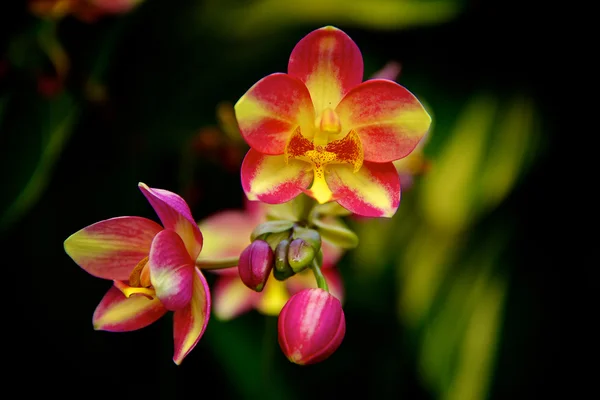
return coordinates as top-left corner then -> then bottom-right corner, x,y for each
1,0 -> 564,398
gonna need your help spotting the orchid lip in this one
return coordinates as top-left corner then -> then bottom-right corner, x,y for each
284,123 -> 364,204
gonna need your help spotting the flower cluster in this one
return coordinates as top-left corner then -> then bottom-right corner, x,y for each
65,26 -> 431,365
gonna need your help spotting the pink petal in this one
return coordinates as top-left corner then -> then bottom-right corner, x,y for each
288,26 -> 363,114
138,182 -> 203,260
336,79 -> 431,163
172,268 -> 211,365
197,210 -> 257,262
323,268 -> 345,304
241,149 -> 313,204
212,273 -> 259,320
326,162 -> 401,217
369,61 -> 402,81
64,216 -> 162,280
234,73 -> 315,155
149,230 -> 195,311
92,285 -> 167,332
321,239 -> 343,268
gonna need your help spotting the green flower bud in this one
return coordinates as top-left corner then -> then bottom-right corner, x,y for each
288,238 -> 315,273
292,226 -> 321,253
273,239 -> 295,281
250,220 -> 295,242
265,229 -> 293,251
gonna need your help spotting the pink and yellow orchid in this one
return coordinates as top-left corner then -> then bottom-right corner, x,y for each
197,199 -> 344,320
64,182 -> 210,365
235,26 -> 431,217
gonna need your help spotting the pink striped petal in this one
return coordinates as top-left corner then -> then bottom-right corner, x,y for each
288,26 -> 363,114
326,162 -> 400,218
64,216 -> 162,280
241,149 -> 313,204
172,268 -> 211,365
336,79 -> 431,163
235,73 -> 315,154
138,182 -> 203,260
285,268 -> 344,304
212,273 -> 259,320
92,285 -> 167,332
149,230 -> 194,311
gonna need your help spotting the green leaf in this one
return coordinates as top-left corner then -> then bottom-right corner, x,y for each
0,93 -> 79,231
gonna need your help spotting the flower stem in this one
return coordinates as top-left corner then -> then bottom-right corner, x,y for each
195,256 -> 239,270
310,258 -> 329,292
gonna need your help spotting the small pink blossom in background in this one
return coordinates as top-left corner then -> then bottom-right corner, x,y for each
197,199 -> 345,320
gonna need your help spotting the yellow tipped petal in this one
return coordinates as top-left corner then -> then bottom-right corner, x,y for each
172,268 -> 211,365
93,285 -> 166,332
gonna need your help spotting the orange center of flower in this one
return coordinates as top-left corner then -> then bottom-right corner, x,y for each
114,256 -> 156,300
284,108 -> 363,203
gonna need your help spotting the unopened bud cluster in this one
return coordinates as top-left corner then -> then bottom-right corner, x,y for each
238,221 -> 323,292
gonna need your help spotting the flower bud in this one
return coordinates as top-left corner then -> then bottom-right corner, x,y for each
273,239 -> 295,281
250,220 -> 295,241
287,238 -> 315,273
292,226 -> 321,253
278,288 -> 345,365
238,239 -> 274,292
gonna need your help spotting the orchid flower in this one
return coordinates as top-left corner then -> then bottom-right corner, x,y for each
64,182 -> 210,365
196,199 -> 344,320
235,25 -> 431,217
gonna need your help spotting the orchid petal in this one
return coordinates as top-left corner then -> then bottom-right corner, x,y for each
321,239 -> 343,268
326,162 -> 400,217
288,26 -> 363,114
172,268 -> 211,365
235,73 -> 315,154
138,182 -> 203,260
149,230 -> 194,311
370,61 -> 402,81
241,149 -> 313,204
92,286 -> 166,332
256,278 -> 289,316
213,273 -> 259,320
197,210 -> 256,262
323,268 -> 345,303
64,216 -> 162,280
336,79 -> 431,163
286,268 -> 344,304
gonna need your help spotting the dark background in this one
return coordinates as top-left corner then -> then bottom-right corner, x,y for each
1,0 -> 568,398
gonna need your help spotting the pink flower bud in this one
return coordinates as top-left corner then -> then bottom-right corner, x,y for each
238,239 -> 274,292
278,288 -> 345,365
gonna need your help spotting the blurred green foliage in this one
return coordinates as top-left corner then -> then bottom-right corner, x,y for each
1,0 -> 561,399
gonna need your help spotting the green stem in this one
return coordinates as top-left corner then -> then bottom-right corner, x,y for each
195,256 -> 239,269
310,259 -> 329,292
